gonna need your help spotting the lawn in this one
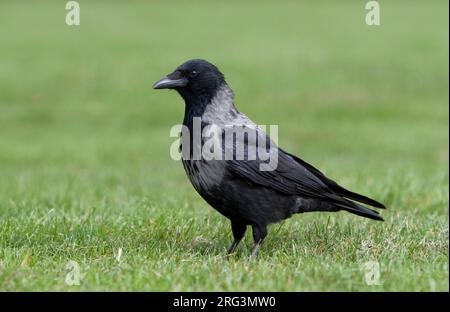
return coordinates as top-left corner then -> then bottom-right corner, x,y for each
0,0 -> 448,291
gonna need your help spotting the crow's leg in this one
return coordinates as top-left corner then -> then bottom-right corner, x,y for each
227,220 -> 247,255
250,225 -> 268,258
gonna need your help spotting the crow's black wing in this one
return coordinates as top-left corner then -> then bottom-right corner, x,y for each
222,126 -> 338,202
227,148 -> 342,203
280,149 -> 385,208
227,151 -> 383,220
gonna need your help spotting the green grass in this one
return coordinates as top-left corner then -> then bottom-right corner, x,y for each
0,0 -> 448,291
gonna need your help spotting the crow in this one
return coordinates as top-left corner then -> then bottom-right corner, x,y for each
153,59 -> 386,257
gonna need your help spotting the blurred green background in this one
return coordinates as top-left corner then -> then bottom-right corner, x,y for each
0,0 -> 448,291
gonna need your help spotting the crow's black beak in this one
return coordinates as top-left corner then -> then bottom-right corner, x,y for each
152,75 -> 188,90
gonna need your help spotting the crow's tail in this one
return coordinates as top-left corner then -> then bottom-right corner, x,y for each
336,199 -> 384,221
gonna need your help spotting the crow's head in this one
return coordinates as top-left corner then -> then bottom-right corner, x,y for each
153,59 -> 226,103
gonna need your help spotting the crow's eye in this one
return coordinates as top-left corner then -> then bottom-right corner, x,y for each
190,70 -> 198,78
